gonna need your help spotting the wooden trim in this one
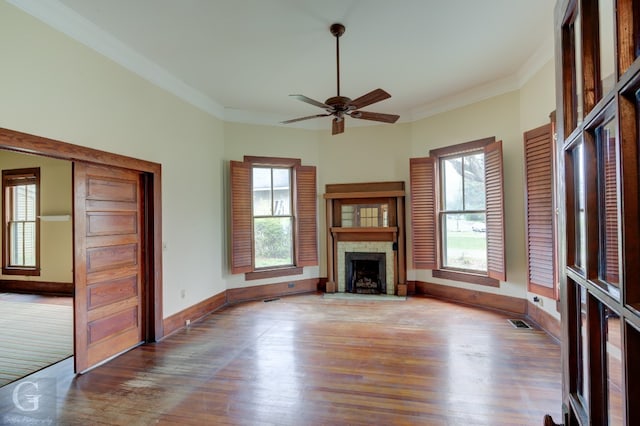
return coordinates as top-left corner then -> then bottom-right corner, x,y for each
412,280 -> 526,314
0,279 -> 72,296
432,269 -> 499,287
227,278 -> 319,304
330,227 -> 398,233
0,127 -> 163,342
245,266 -> 303,280
323,190 -> 405,199
325,181 -> 404,194
429,136 -> 495,157
526,300 -> 561,341
162,291 -> 227,338
243,156 -> 301,167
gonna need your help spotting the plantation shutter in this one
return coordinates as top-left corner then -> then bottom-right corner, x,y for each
602,132 -> 620,286
409,157 -> 437,269
230,160 -> 253,274
295,165 -> 318,266
484,141 -> 506,281
524,124 -> 556,297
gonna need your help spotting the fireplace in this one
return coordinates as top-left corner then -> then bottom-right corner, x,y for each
324,181 -> 407,296
345,252 -> 386,294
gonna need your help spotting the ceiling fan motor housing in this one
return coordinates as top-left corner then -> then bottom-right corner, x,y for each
325,96 -> 352,112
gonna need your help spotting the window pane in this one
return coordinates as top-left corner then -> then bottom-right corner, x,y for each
599,0 -> 615,95
463,153 -> 485,210
272,168 -> 291,216
442,213 -> 487,271
578,286 -> 589,408
341,205 -> 355,227
605,308 -> 623,425
442,157 -> 463,211
252,167 -> 272,216
597,119 -> 620,289
573,142 -> 587,270
574,12 -> 583,125
254,217 -> 293,268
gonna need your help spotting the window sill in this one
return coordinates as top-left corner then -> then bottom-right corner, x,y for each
245,266 -> 303,281
432,269 -> 499,287
2,267 -> 40,277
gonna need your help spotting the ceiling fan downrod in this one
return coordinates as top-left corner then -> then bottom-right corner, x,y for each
330,23 -> 345,97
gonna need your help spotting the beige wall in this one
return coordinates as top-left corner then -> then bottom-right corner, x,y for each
0,151 -> 72,283
0,1 -> 558,319
409,91 -> 527,298
0,1 -> 225,317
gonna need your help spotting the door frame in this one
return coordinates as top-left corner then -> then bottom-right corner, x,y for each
0,127 -> 163,344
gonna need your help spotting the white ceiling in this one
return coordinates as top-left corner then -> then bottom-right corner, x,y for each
9,0 -> 556,129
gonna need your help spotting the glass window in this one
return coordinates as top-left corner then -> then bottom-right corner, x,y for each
573,142 -> 587,270
599,0 -> 616,95
252,167 -> 293,268
597,118 -> 620,291
2,168 -> 40,275
604,307 -> 623,425
440,152 -> 487,272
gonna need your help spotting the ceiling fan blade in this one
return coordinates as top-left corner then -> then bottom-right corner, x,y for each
290,94 -> 332,110
350,110 -> 400,123
332,118 -> 345,135
281,113 -> 330,124
348,88 -> 391,110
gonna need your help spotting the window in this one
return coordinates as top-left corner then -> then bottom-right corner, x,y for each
2,168 -> 40,276
230,156 -> 317,279
410,137 -> 505,286
440,151 -> 486,272
252,166 -> 293,268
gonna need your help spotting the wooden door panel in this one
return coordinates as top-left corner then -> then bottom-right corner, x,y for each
74,162 -> 144,373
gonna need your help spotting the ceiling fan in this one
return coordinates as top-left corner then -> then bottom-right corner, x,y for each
281,23 -> 400,135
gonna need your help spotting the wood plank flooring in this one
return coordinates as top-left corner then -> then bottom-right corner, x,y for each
0,293 -> 562,425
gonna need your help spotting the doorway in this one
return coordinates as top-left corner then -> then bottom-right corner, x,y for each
0,127 -> 163,374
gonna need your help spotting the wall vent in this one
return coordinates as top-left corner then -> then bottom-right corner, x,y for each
508,319 -> 532,329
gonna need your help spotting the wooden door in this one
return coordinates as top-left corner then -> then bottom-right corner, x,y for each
73,162 -> 144,373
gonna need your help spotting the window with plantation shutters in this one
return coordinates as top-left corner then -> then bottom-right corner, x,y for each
2,168 -> 40,276
230,156 -> 317,278
409,137 -> 505,286
524,123 -> 556,298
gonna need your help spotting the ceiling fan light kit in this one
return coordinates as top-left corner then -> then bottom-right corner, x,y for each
282,23 -> 400,135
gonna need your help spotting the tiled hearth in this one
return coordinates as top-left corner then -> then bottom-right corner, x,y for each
337,242 -> 395,294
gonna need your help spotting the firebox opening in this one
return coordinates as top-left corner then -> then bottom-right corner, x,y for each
345,252 -> 386,294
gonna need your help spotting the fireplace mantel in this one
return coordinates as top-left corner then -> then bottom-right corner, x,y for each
323,182 -> 406,295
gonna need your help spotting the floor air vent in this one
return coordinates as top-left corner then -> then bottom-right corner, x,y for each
508,319 -> 532,329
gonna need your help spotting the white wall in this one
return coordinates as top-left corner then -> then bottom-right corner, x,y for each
0,1 -> 558,319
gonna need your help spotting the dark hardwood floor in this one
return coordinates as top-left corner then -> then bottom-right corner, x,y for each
0,293 -> 562,425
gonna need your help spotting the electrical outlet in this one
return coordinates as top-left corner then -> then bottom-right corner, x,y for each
185,319 -> 191,327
